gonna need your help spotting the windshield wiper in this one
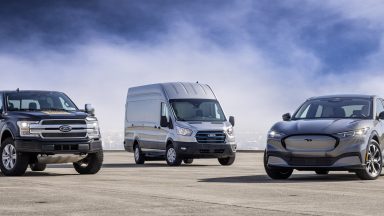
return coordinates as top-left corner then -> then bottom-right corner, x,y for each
40,108 -> 71,112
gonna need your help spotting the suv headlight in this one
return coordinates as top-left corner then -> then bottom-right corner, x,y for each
86,117 -> 100,139
268,130 -> 285,139
337,127 -> 370,138
17,121 -> 39,137
176,126 -> 193,136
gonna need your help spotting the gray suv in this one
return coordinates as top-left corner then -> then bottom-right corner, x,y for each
264,95 -> 384,180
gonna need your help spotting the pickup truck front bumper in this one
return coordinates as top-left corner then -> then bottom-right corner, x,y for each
15,139 -> 103,154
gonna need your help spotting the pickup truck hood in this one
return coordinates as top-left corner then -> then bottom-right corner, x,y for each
272,119 -> 372,135
5,111 -> 88,121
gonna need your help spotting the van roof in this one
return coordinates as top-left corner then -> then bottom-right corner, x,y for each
128,82 -> 217,100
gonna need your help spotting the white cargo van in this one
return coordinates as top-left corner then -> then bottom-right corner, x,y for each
124,82 -> 237,166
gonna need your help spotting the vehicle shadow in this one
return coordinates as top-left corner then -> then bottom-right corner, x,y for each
199,173 -> 362,183
47,163 -> 214,169
0,172 -> 78,177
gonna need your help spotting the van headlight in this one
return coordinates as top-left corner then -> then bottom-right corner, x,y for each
227,127 -> 234,137
268,130 -> 285,139
86,117 -> 100,139
17,121 -> 39,137
337,127 -> 370,138
176,126 -> 193,136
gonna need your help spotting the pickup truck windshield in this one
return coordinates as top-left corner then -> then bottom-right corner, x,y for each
5,92 -> 78,112
170,99 -> 226,122
293,98 -> 372,120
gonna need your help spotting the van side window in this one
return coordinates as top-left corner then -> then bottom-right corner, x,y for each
161,102 -> 169,120
0,94 -> 3,112
376,99 -> 384,118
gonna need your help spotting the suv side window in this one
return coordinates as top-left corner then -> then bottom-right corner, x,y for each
376,99 -> 384,118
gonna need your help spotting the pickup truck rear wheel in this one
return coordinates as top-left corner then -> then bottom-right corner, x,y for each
218,156 -> 236,166
73,151 -> 103,175
30,163 -> 47,171
0,138 -> 29,176
183,158 -> 194,164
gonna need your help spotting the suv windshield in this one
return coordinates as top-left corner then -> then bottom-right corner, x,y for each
170,99 -> 226,122
5,92 -> 78,112
293,98 -> 372,120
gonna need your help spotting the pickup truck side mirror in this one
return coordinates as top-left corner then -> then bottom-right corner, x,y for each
85,104 -> 95,116
282,113 -> 291,121
160,116 -> 169,128
379,111 -> 384,120
229,116 -> 235,127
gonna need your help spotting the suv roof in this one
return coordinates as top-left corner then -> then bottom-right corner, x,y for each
308,94 -> 376,100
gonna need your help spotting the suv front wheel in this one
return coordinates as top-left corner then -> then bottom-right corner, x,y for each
264,150 -> 293,180
356,140 -> 382,180
0,138 -> 29,176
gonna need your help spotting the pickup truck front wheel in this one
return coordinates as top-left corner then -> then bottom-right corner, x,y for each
73,151 -> 103,175
0,138 -> 29,176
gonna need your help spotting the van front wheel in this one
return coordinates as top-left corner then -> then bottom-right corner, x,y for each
218,156 -> 235,166
166,144 -> 182,166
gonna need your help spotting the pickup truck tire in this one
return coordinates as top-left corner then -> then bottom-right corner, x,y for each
183,158 -> 194,164
0,138 -> 29,176
218,156 -> 236,166
30,163 -> 47,172
73,150 -> 103,175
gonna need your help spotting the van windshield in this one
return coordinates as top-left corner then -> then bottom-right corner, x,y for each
170,99 -> 226,122
293,98 -> 372,120
5,92 -> 78,112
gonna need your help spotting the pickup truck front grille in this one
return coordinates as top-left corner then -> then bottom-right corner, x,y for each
30,119 -> 88,139
196,131 -> 226,144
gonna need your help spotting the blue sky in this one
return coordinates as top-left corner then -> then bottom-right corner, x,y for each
1,1 -> 383,147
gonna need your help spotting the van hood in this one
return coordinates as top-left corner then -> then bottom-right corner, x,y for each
176,121 -> 231,131
272,119 -> 372,135
5,111 -> 89,121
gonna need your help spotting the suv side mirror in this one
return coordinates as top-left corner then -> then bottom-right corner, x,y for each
282,113 -> 291,121
379,111 -> 384,120
85,104 -> 95,116
229,116 -> 235,127
160,116 -> 169,127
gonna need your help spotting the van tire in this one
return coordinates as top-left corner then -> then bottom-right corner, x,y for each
183,158 -> 194,164
30,163 -> 47,172
166,144 -> 182,166
218,156 -> 236,166
0,138 -> 29,176
134,144 -> 145,164
73,151 -> 103,175
264,150 -> 293,180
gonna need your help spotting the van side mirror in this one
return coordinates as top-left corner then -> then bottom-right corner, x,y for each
229,116 -> 235,127
379,111 -> 384,120
85,104 -> 95,116
282,113 -> 291,121
160,116 -> 169,127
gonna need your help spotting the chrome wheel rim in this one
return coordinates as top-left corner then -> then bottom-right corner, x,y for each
366,143 -> 382,177
2,144 -> 17,170
167,148 -> 176,163
134,147 -> 140,161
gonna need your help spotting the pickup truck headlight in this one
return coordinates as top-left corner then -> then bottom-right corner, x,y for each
176,126 -> 193,136
337,127 -> 370,138
268,130 -> 285,139
86,117 -> 100,139
17,121 -> 39,137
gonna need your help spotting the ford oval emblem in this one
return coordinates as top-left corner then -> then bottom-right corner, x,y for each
59,125 -> 72,133
304,139 -> 313,142
208,134 -> 216,137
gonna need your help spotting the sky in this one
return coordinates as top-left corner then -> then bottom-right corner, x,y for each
1,1 -> 384,148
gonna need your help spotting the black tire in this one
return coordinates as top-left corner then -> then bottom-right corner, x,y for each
183,158 -> 194,164
264,150 -> 293,180
165,144 -> 182,166
218,156 -> 236,166
134,144 -> 145,165
315,170 -> 329,175
356,140 -> 382,180
30,163 -> 47,172
0,138 -> 29,176
73,151 -> 103,175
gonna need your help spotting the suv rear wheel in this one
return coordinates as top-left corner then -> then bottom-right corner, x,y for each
264,150 -> 293,180
0,138 -> 29,176
356,140 -> 382,180
73,151 -> 103,175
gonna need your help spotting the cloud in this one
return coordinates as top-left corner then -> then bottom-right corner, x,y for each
0,1 -> 383,149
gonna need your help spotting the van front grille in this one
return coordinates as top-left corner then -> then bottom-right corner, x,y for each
196,131 -> 226,144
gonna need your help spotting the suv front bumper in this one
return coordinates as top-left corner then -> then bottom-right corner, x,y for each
174,141 -> 236,158
15,139 -> 103,154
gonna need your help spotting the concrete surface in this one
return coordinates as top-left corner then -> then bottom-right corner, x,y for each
0,152 -> 382,216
